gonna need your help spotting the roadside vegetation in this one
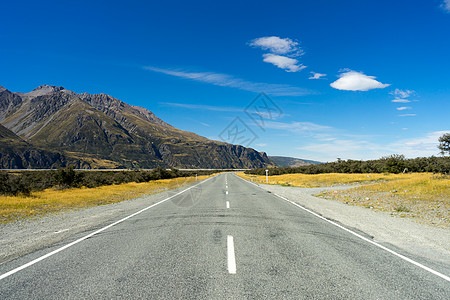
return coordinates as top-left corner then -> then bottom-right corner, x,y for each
0,167 -> 218,196
0,174 -> 214,224
246,155 -> 450,176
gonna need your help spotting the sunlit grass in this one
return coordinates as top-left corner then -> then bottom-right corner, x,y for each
237,172 -> 409,187
0,175 -> 213,224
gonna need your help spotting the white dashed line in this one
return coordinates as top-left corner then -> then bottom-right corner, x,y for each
226,201 -> 230,209
226,190 -> 228,195
227,235 -> 236,274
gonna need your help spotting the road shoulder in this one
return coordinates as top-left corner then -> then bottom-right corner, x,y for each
251,181 -> 450,266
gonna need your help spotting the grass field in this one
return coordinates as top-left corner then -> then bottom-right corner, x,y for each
238,172 -> 450,227
237,172 -> 410,187
0,175 -> 213,224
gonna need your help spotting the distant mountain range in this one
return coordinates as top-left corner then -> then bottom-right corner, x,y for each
0,84 -> 273,169
269,156 -> 321,167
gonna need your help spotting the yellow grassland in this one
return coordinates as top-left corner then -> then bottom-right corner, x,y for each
0,175 -> 213,224
237,172 -> 408,187
238,172 -> 449,227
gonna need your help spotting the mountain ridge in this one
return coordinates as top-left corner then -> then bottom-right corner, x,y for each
0,84 -> 273,169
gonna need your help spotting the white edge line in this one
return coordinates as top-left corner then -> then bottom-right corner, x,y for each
235,174 -> 450,282
227,235 -> 236,274
0,176 -> 216,281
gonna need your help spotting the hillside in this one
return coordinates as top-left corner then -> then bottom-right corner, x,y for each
0,84 -> 273,169
0,124 -> 66,169
269,156 -> 321,167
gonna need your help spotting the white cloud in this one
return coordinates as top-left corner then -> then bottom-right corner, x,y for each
145,67 -> 312,96
309,72 -> 327,79
392,99 -> 411,103
256,143 -> 267,147
262,54 -> 306,72
200,122 -> 210,127
396,106 -> 412,111
441,0 -> 450,12
330,70 -> 390,91
249,36 -> 301,56
399,114 -> 416,117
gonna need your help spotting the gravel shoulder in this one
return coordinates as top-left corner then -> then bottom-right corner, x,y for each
254,182 -> 450,265
0,182 -> 200,265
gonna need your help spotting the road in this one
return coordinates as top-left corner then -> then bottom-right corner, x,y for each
0,173 -> 449,299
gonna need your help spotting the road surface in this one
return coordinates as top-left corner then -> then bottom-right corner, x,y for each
0,173 -> 449,299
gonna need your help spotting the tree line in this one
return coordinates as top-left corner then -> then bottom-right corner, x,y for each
0,167 -> 218,196
246,155 -> 450,176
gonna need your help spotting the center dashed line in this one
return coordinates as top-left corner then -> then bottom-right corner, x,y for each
227,235 -> 236,274
226,201 -> 230,209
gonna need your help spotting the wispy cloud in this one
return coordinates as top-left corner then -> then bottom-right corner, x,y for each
298,131 -> 447,161
145,66 -> 312,96
249,36 -> 306,72
399,113 -> 417,117
390,89 -> 415,98
441,0 -> 450,12
396,106 -> 412,111
392,99 -> 411,103
264,120 -> 332,133
389,131 -> 448,157
309,72 -> 327,79
161,102 -> 242,112
390,88 -> 415,103
330,70 -> 390,91
249,36 -> 302,56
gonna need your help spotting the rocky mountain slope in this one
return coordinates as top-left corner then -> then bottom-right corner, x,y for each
0,84 -> 272,169
0,124 -> 66,169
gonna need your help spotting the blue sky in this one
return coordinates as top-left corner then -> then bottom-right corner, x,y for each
1,0 -> 449,162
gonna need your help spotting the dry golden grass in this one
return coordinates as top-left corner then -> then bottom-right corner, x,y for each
317,173 -> 450,227
237,172 -> 405,187
0,175 -> 213,224
238,172 -> 449,227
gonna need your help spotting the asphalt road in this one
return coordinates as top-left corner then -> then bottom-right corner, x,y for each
0,173 -> 449,299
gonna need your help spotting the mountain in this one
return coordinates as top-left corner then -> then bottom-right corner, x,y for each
269,156 -> 321,167
0,84 -> 273,169
0,123 -> 66,169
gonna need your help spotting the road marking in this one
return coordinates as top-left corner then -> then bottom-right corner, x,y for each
227,235 -> 236,274
0,176 -> 216,281
236,174 -> 450,283
226,190 -> 228,195
226,201 -> 230,209
226,185 -> 228,189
